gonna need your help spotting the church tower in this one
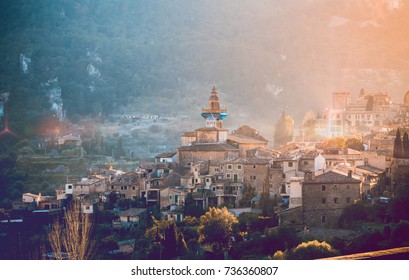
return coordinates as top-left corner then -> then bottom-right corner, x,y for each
201,86 -> 228,128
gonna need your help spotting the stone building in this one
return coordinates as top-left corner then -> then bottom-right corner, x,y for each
302,171 -> 361,228
177,87 -> 239,166
227,125 -> 269,157
110,172 -> 143,200
72,177 -> 107,197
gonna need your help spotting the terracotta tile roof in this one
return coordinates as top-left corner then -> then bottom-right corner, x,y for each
227,134 -> 268,144
178,142 -> 239,152
120,208 -> 147,217
304,171 -> 361,184
196,127 -> 229,131
226,157 -> 271,165
230,125 -> 269,142
356,165 -> 384,173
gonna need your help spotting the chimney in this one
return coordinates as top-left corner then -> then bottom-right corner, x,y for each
304,171 -> 313,181
348,170 -> 352,178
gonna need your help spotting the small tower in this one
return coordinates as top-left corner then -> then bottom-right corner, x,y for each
201,86 -> 228,128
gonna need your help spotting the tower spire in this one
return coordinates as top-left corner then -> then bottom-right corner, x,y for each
201,87 -> 228,128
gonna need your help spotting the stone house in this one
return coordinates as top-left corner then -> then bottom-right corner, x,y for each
155,152 -> 177,163
72,177 -> 107,197
113,208 -> 146,229
160,186 -> 187,209
110,172 -> 143,200
302,171 -> 361,228
299,153 -> 326,173
227,125 -> 269,157
177,142 -> 239,166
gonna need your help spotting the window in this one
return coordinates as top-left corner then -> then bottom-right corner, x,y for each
195,178 -> 198,183
334,197 -> 339,204
227,165 -> 232,170
132,186 -> 136,190
322,185 -> 326,191
111,186 -> 114,190
206,178 -> 210,182
169,195 -> 172,200
85,206 -> 90,210
282,174 -> 286,179
226,173 -> 231,179
288,162 -> 293,167
280,185 -> 286,194
237,165 -> 242,170
253,165 -> 256,169
322,198 -> 326,204
334,184 -> 338,190
346,197 -> 351,203
321,215 -> 326,224
67,185 -> 72,189
304,161 -> 308,165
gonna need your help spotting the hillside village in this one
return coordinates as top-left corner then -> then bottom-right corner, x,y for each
2,87 -> 409,259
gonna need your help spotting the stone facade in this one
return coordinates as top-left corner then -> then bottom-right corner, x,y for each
177,143 -> 239,166
110,172 -> 143,200
278,206 -> 303,226
302,171 -> 361,228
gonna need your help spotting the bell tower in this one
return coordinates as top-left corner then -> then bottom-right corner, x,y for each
201,86 -> 228,128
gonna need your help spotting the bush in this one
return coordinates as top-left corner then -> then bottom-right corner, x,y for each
391,221 -> 409,247
276,240 -> 338,260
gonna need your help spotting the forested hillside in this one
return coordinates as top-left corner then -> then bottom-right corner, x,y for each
1,0 -> 408,138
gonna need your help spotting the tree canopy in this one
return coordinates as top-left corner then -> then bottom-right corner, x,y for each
197,207 -> 238,256
274,111 -> 294,147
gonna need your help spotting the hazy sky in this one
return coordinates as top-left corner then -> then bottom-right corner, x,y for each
1,0 -> 408,139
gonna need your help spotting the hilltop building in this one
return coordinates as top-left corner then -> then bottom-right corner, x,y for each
313,89 -> 408,138
177,87 -> 239,166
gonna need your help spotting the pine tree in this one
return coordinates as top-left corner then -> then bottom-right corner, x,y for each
274,111 -> 294,147
403,132 -> 409,159
394,129 -> 403,158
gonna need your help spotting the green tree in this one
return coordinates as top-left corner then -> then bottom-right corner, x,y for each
302,111 -> 316,141
394,129 -> 403,158
259,192 -> 276,216
184,193 -> 205,218
273,111 -> 294,147
320,136 -> 346,148
345,137 -> 364,151
238,185 -> 256,207
197,207 -> 238,256
390,179 -> 409,222
403,132 -> 409,158
391,220 -> 409,247
145,218 -> 187,259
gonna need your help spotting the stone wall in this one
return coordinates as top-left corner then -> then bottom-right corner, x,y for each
302,182 -> 360,228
